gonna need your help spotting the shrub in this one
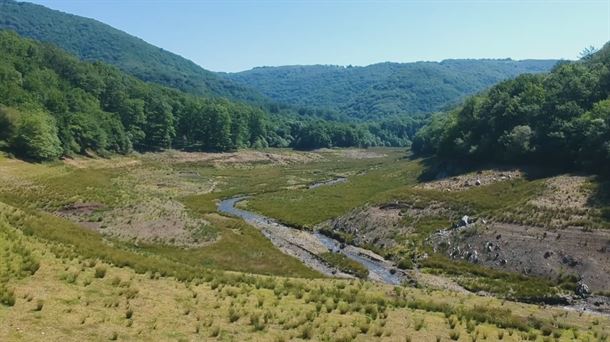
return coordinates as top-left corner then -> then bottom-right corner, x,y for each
398,257 -> 414,270
0,286 -> 16,306
94,266 -> 107,278
34,299 -> 44,311
338,301 -> 349,314
414,317 -> 425,331
228,308 -> 240,323
250,312 -> 266,331
357,320 -> 370,334
299,324 -> 313,340
110,276 -> 121,286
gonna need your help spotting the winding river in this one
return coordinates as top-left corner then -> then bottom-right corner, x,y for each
218,190 -> 407,285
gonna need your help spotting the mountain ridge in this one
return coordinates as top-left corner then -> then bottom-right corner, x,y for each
0,0 -> 265,102
222,59 -> 558,120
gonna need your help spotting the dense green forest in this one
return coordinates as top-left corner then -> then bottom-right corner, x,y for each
223,60 -> 558,120
413,44 -> 610,174
0,0 -> 264,102
1,0 -> 580,162
0,31 -> 424,160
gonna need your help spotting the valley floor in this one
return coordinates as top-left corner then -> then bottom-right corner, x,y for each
1,148 -> 609,341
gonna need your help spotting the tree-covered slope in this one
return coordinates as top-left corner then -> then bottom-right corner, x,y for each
412,44 -> 610,174
0,31 -> 427,161
0,0 -> 263,102
222,59 -> 558,120
0,30 -> 277,160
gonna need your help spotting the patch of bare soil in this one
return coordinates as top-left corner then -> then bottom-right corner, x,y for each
121,166 -> 216,197
412,272 -> 470,293
58,198 -> 214,246
498,174 -> 604,229
62,156 -> 141,169
417,169 -> 523,191
106,200 -> 213,245
528,176 -> 593,225
314,148 -> 386,159
55,164 -> 217,246
143,150 -> 324,166
318,205 -> 405,249
430,222 -> 610,294
57,202 -> 105,216
319,202 -> 450,250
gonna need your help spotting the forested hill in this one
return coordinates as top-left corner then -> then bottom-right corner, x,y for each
222,59 -> 558,120
412,44 -> 610,174
0,0 -> 264,102
0,31 -> 426,161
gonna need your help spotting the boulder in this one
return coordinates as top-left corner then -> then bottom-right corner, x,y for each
467,250 -> 479,263
459,215 -> 470,227
575,282 -> 591,298
561,254 -> 579,267
450,246 -> 461,258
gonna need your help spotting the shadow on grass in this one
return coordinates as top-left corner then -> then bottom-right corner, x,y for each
588,176 -> 610,222
413,155 -> 576,183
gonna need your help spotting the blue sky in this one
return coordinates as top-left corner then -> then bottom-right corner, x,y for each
28,0 -> 610,72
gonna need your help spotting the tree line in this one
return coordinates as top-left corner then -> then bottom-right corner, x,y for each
412,44 -> 610,175
0,31 -> 421,161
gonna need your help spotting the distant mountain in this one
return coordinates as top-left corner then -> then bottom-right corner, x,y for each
222,59 -> 559,120
0,0 -> 264,102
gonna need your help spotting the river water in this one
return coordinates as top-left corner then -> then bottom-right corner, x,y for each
218,195 -> 406,285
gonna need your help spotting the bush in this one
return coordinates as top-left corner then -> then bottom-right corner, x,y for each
0,285 -> 16,306
398,257 -> 414,270
299,324 -> 313,340
209,326 -> 220,337
34,299 -> 44,311
228,308 -> 240,323
94,266 -> 107,278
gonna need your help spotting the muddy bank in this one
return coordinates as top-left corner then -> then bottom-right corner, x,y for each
218,197 -> 407,285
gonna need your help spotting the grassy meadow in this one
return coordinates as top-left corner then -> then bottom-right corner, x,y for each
0,149 -> 609,341
1,211 -> 609,341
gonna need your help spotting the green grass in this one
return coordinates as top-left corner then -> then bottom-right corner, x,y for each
421,254 -> 576,302
138,215 -> 321,278
0,153 -> 326,278
0,150 -> 607,340
246,154 -> 421,228
381,178 -> 546,219
319,252 -> 369,279
0,215 -> 40,307
0,149 -> 606,322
